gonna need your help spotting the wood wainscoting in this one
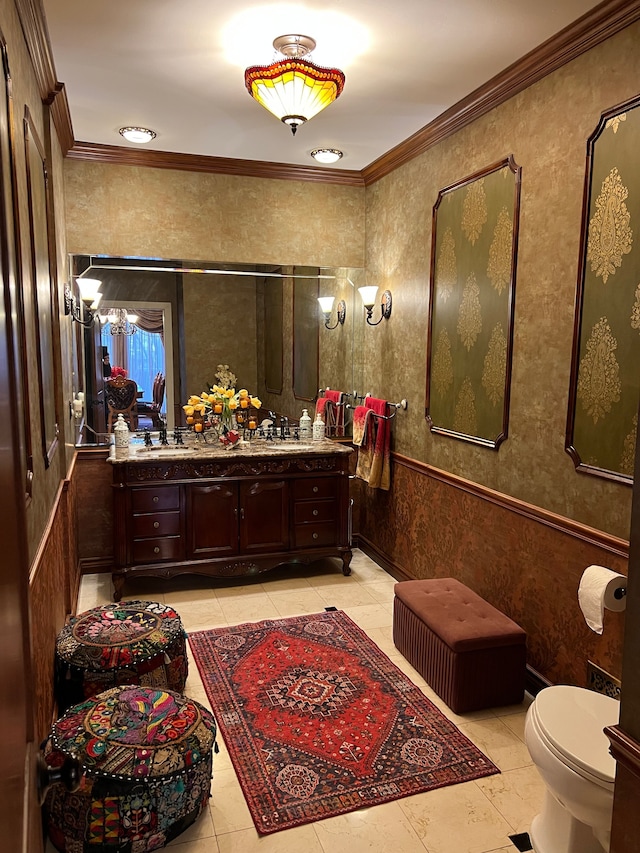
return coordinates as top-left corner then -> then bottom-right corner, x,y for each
353,452 -> 628,689
29,459 -> 79,743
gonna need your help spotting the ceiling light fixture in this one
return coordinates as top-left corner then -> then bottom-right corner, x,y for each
244,35 -> 345,136
310,148 -> 343,164
118,127 -> 157,144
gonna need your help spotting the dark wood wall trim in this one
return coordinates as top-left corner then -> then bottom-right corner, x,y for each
606,725 -> 640,780
394,452 -> 629,558
66,142 -> 365,187
19,0 -> 640,184
362,0 -> 640,184
14,0 -> 74,152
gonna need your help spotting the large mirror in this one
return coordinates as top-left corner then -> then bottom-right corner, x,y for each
69,255 -> 364,445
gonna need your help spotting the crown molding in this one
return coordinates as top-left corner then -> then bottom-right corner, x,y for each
14,0 -> 74,153
16,0 -> 640,184
362,0 -> 640,185
66,142 -> 365,186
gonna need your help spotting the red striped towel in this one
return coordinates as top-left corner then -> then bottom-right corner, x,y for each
355,397 -> 391,490
324,390 -> 345,436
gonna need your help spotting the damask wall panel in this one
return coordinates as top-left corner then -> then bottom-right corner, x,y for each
426,157 -> 520,448
567,96 -> 640,483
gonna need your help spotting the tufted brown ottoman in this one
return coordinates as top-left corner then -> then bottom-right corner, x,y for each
55,600 -> 188,714
393,578 -> 526,713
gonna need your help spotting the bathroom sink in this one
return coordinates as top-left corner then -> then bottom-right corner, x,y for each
268,443 -> 315,451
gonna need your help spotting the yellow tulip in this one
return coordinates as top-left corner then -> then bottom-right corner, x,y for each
184,405 -> 195,415
188,396 -> 200,406
195,403 -> 206,413
239,389 -> 249,398
251,398 -> 262,409
228,399 -> 238,410
201,392 -> 210,400
226,388 -> 235,398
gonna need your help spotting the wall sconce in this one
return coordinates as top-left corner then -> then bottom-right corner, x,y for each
64,278 -> 102,327
358,286 -> 392,325
318,296 -> 346,329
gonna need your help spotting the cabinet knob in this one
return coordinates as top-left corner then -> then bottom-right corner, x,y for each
312,509 -> 319,516
312,532 -> 318,540
153,521 -> 160,529
152,496 -> 159,503
154,546 -> 160,554
312,486 -> 319,493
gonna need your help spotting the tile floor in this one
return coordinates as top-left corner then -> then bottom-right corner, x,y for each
51,550 -> 544,853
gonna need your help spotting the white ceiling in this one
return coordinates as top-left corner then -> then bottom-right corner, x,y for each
42,0 -> 602,171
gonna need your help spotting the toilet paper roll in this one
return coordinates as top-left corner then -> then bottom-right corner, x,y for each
578,565 -> 627,634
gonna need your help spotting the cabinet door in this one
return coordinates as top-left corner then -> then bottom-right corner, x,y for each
187,483 -> 238,558
240,480 -> 289,553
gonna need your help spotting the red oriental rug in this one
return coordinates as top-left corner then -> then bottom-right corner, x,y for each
189,611 -> 499,834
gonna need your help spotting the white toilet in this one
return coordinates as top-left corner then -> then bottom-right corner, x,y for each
524,685 -> 619,853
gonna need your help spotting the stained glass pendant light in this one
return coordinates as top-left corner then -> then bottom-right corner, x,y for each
245,35 -> 345,136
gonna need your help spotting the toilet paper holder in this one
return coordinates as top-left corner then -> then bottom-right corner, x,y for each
613,586 -> 627,600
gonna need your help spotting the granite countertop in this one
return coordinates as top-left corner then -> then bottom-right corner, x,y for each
108,437 -> 353,464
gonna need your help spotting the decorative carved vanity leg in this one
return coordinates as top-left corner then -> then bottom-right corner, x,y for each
112,573 -> 125,602
341,550 -> 352,576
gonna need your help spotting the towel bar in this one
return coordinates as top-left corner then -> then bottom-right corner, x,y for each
346,398 -> 408,420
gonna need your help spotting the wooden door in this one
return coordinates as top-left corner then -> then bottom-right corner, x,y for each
240,479 -> 289,553
187,482 -> 239,558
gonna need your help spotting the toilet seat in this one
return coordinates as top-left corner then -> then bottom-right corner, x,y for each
532,685 -> 619,787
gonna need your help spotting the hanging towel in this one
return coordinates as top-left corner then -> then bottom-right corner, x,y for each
352,404 -> 372,447
315,395 -> 336,435
324,389 -> 345,436
355,397 -> 391,490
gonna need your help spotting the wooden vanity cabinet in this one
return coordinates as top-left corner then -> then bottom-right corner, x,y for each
111,448 -> 352,600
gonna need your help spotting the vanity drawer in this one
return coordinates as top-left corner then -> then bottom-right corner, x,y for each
294,523 -> 336,548
132,536 -> 183,564
294,499 -> 336,524
293,478 -> 336,501
131,486 -> 181,513
132,511 -> 181,539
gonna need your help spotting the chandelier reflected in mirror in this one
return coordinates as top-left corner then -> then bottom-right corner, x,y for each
101,307 -> 138,336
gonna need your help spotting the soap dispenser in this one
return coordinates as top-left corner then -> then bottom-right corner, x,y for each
114,413 -> 130,449
299,408 -> 312,440
312,412 -> 325,441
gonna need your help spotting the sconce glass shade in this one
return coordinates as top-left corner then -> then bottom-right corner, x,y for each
245,36 -> 345,136
90,293 -> 103,310
358,286 -> 379,308
77,278 -> 102,303
318,296 -> 346,329
317,296 -> 335,314
359,287 -> 392,326
126,313 -> 139,324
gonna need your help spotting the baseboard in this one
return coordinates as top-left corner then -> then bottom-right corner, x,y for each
354,534 -> 412,582
525,665 -> 552,696
80,557 -> 112,574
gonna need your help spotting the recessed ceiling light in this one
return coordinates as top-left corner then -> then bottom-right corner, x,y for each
119,127 -> 157,144
310,148 -> 343,164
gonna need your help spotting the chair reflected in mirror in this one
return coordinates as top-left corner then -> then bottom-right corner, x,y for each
105,376 -> 139,432
137,372 -> 165,430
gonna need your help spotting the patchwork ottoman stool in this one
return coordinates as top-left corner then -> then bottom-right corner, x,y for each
44,685 -> 217,852
55,600 -> 188,715
393,578 -> 526,713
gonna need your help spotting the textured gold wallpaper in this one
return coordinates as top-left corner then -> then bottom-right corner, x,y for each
361,22 -> 640,539
64,163 -> 365,270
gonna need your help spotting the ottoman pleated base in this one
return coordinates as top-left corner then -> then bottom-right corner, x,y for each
44,685 -> 217,852
55,600 -> 188,714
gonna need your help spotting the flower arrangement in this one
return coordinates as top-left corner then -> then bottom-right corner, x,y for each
183,365 -> 262,437
110,366 -> 127,378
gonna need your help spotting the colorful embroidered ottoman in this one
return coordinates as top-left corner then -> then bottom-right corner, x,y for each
55,600 -> 188,714
44,685 -> 217,852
